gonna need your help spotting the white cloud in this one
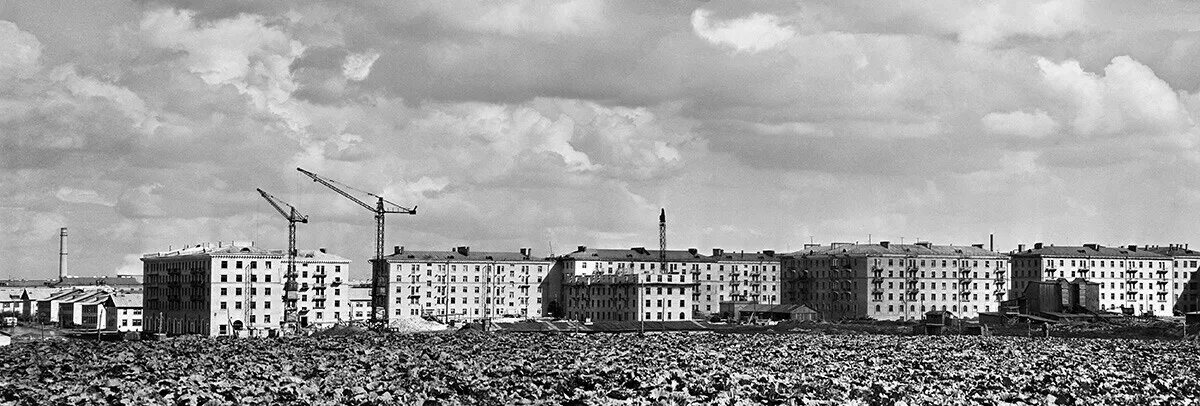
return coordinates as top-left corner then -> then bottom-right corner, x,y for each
140,8 -> 308,133
466,0 -> 607,37
957,0 -> 1086,45
55,187 -> 117,206
0,20 -> 42,82
691,9 -> 796,54
342,51 -> 380,81
1038,55 -> 1192,137
982,109 -> 1059,138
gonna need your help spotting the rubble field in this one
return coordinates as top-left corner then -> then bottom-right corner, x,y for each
1,332 -> 1197,405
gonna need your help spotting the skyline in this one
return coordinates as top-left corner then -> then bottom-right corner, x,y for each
5,1 -> 1200,281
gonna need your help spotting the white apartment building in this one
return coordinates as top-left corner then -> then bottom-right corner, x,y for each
377,247 -> 555,323
695,249 -> 781,318
1010,243 -> 1181,317
141,242 -> 351,336
783,242 -> 1009,321
557,246 -> 703,322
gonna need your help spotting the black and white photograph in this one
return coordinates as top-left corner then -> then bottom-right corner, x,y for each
1,0 -> 1199,404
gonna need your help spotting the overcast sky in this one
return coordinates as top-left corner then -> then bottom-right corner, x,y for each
4,0 -> 1200,280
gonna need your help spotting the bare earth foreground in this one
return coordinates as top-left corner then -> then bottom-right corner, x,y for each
1,332 -> 1197,405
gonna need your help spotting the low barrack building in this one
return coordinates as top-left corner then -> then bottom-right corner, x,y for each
377,246 -> 555,322
140,242 -> 351,336
782,241 -> 1009,321
557,246 -> 705,322
1010,243 -> 1175,316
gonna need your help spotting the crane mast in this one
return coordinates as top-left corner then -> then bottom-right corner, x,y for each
296,168 -> 416,328
257,188 -> 308,334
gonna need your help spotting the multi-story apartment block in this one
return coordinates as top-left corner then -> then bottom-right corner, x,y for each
1010,243 -> 1176,316
782,242 -> 1009,321
377,246 -> 555,322
693,249 -> 781,318
141,242 -> 351,336
1149,245 -> 1200,314
557,246 -> 704,322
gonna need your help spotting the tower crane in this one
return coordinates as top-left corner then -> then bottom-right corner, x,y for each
296,168 -> 416,328
257,188 -> 308,334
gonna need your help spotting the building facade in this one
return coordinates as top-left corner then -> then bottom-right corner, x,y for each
141,242 -> 351,336
1149,245 -> 1200,314
693,249 -> 781,318
104,294 -> 144,332
1010,243 -> 1175,317
782,242 -> 1009,321
377,247 -> 555,323
557,246 -> 704,322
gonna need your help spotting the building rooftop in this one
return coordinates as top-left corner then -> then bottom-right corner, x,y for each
1010,244 -> 1169,259
142,243 -> 349,262
381,247 -> 546,262
786,242 -> 1004,258
1145,245 -> 1200,257
106,294 -> 142,308
0,276 -> 140,288
561,246 -> 714,262
714,251 -> 778,262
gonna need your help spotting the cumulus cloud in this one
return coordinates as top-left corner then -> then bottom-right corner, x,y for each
0,20 -> 42,82
691,9 -> 796,53
140,8 -> 307,133
982,110 -> 1059,138
341,51 -> 379,81
1037,55 -> 1192,137
957,0 -> 1086,45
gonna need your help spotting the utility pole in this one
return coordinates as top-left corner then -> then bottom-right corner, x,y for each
297,168 -> 416,329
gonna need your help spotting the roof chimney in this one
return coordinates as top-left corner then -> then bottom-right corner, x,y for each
519,248 -> 531,258
972,244 -> 984,249
394,245 -> 402,255
915,241 -> 931,248
1127,245 -> 1137,252
577,245 -> 587,253
763,250 -> 775,257
687,248 -> 698,256
1083,243 -> 1099,251
319,247 -> 327,254
455,246 -> 470,256
1017,244 -> 1025,252
879,241 -> 890,248
712,248 -> 724,257
1034,242 -> 1043,250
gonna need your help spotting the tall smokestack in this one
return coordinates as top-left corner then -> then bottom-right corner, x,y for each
58,227 -> 68,283
659,208 -> 667,272
990,234 -> 994,252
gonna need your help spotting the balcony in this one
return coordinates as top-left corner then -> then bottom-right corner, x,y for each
905,287 -> 920,295
871,288 -> 884,295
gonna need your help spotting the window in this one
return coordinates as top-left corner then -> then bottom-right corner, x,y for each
220,275 -> 228,282
220,288 -> 228,296
220,302 -> 227,309
221,261 -> 228,269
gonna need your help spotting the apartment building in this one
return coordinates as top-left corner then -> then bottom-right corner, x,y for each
347,281 -> 372,322
693,249 -> 781,318
140,242 -> 351,336
376,246 -> 555,323
782,242 -> 1009,321
1009,243 -> 1177,317
1148,245 -> 1200,314
557,246 -> 704,322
